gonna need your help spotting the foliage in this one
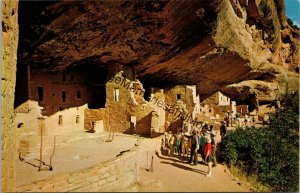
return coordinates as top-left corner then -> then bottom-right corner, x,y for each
220,92 -> 299,192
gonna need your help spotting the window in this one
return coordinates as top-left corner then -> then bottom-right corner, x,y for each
62,91 -> 66,102
77,90 -> 81,99
76,115 -> 80,124
114,88 -> 119,102
176,94 -> 181,100
70,74 -> 74,81
58,115 -> 63,125
63,74 -> 66,81
209,109 -> 212,113
38,86 -> 44,101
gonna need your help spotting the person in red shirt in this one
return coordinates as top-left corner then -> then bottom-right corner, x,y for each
204,132 -> 213,177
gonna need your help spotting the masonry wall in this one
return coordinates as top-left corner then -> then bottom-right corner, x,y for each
16,145 -> 139,192
2,0 -> 19,191
105,72 -> 165,136
236,105 -> 249,116
30,72 -> 101,116
203,91 -> 231,106
84,108 -> 108,131
15,101 -> 88,158
164,85 -> 199,132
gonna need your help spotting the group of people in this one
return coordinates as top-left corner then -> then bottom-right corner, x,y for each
225,111 -> 255,128
161,124 -> 219,177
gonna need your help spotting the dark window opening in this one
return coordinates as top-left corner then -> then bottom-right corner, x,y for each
76,115 -> 80,124
52,93 -> 55,96
176,94 -> 181,100
88,86 -> 106,109
70,74 -> 74,81
114,88 -> 119,102
17,123 -> 24,128
143,85 -> 152,102
58,115 -> 63,125
62,91 -> 66,102
38,86 -> 44,101
77,90 -> 81,99
209,109 -> 212,113
63,74 -> 66,81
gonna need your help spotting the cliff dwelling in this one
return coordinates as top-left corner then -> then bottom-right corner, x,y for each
2,0 -> 299,192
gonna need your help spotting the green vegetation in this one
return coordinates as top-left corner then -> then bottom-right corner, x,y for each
220,92 -> 299,192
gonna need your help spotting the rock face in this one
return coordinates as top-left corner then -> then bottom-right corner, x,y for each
16,0 -> 300,99
2,0 -> 19,191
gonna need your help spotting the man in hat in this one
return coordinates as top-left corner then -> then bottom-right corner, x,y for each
220,121 -> 227,141
187,129 -> 199,165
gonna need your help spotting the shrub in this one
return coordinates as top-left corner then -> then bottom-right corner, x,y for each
221,92 -> 299,192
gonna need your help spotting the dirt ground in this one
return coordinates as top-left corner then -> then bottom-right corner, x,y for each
135,129 -> 254,192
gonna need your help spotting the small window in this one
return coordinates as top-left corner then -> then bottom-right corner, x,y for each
76,115 -> 80,124
63,74 -> 66,81
209,109 -> 212,113
38,86 -> 44,101
114,88 -> 119,102
176,94 -> 181,100
58,115 -> 63,125
70,74 -> 74,81
62,91 -> 66,102
77,90 -> 81,99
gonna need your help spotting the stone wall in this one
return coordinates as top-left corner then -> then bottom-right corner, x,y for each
2,0 -> 19,191
203,91 -> 231,106
164,85 -> 199,132
236,105 -> 249,116
16,144 -> 139,192
15,101 -> 88,158
84,108 -> 108,131
105,72 -> 165,136
29,72 -> 103,116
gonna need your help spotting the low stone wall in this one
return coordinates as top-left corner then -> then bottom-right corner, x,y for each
16,145 -> 138,192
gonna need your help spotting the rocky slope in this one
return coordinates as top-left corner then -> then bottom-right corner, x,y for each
18,0 -> 299,102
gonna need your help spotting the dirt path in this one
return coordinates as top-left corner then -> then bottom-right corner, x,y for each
136,133 -> 253,192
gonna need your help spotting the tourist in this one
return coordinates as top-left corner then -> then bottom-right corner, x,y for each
225,112 -> 230,127
220,121 -> 227,140
187,129 -> 199,165
236,112 -> 241,127
176,129 -> 182,156
168,132 -> 175,156
198,129 -> 206,162
244,114 -> 248,127
181,133 -> 189,158
163,132 -> 168,150
204,132 -> 213,177
209,125 -> 217,167
229,111 -> 234,127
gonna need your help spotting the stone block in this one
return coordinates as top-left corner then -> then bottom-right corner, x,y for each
97,179 -> 107,187
99,172 -> 110,180
107,175 -> 116,182
16,183 -> 33,192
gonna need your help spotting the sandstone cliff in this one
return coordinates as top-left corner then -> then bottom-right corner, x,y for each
17,0 -> 299,101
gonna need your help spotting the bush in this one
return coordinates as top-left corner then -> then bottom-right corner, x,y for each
221,92 -> 299,192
